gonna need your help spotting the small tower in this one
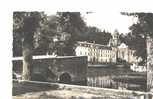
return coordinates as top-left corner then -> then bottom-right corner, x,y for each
109,29 -> 120,47
108,29 -> 120,63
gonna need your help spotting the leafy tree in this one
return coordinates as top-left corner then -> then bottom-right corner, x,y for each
13,12 -> 114,60
84,26 -> 112,45
13,12 -> 87,57
33,15 -> 58,55
56,12 -> 87,55
121,12 -> 153,37
53,13 -> 112,56
121,12 -> 153,63
13,12 -> 43,80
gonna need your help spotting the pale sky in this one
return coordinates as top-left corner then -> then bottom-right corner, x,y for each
82,12 -> 137,33
45,12 -> 137,34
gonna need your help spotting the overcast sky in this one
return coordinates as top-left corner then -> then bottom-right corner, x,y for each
82,12 -> 137,34
45,12 -> 138,34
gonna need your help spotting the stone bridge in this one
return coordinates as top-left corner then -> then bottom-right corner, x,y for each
12,56 -> 87,85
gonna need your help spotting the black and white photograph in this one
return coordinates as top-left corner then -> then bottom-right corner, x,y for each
1,1 -> 153,99
11,11 -> 153,99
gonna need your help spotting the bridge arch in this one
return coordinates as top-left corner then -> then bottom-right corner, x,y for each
59,72 -> 71,84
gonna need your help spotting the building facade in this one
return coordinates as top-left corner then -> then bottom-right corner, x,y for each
75,41 -> 116,63
75,41 -> 137,64
117,43 -> 137,63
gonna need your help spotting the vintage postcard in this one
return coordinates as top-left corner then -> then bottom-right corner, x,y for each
12,11 -> 153,99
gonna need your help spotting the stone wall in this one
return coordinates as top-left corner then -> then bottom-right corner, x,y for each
13,56 -> 87,85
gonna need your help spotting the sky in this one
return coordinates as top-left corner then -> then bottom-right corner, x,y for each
82,12 -> 137,34
45,12 -> 138,34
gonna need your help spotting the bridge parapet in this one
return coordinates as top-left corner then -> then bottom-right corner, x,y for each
12,56 -> 87,85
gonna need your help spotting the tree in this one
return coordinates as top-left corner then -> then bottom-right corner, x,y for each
13,12 -> 88,57
83,26 -> 112,45
121,12 -> 153,37
121,12 -> 153,92
121,13 -> 153,64
33,15 -> 58,55
13,12 -> 43,80
56,12 -> 87,55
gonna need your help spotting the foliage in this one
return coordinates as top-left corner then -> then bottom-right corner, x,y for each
13,12 -> 44,80
33,15 -> 58,55
13,12 -> 113,57
13,12 -> 44,56
120,12 -> 153,63
80,26 -> 112,45
54,12 -> 112,55
121,12 -> 153,37
55,12 -> 87,55
13,12 -> 58,56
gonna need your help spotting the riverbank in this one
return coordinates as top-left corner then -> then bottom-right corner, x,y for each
13,80 -> 148,99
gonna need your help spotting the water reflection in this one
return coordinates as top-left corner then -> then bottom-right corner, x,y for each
87,67 -> 146,91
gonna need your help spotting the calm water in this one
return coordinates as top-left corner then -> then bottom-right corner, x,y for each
87,66 -> 147,91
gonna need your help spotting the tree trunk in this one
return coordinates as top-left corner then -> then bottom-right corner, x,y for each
146,35 -> 153,92
22,35 -> 33,80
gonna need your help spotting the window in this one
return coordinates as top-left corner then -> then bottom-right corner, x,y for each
85,52 -> 87,55
80,52 -> 82,55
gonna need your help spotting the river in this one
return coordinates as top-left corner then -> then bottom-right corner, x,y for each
87,66 -> 147,91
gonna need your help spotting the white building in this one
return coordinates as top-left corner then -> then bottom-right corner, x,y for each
75,41 -> 116,63
75,41 -> 139,64
118,43 -> 137,64
75,30 -> 140,64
